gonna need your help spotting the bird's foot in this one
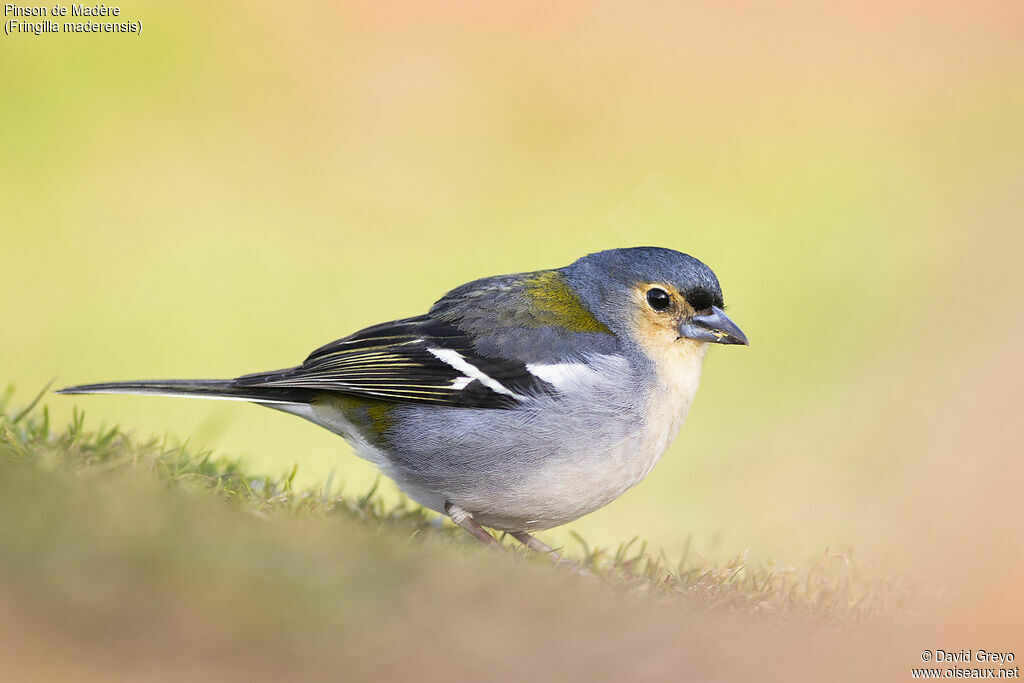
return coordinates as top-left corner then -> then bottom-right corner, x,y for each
445,504 -> 590,575
509,530 -> 556,554
510,531 -> 591,575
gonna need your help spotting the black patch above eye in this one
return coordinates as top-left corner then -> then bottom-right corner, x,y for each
685,288 -> 721,312
646,288 -> 672,311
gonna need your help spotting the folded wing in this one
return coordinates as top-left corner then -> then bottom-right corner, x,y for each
235,316 -> 554,408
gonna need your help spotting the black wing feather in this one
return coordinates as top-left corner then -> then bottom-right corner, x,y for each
235,316 -> 552,408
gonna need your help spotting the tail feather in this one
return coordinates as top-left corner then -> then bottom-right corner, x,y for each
56,379 -> 315,405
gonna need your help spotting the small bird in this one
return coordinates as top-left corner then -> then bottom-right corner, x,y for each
59,247 -> 747,551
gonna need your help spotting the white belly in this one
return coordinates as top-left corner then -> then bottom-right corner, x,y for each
466,343 -> 707,531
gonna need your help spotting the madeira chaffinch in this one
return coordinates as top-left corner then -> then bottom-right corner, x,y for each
60,247 -> 747,551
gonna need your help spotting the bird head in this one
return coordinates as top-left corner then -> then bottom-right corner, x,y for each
561,247 -> 748,353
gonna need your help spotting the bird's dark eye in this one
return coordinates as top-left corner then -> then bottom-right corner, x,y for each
646,288 -> 672,311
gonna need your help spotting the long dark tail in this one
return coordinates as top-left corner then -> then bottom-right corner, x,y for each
56,378 -> 316,406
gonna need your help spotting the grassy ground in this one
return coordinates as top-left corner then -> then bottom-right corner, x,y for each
1,388 -> 918,681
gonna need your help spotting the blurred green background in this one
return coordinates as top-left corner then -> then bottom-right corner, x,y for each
3,0 -> 1021,562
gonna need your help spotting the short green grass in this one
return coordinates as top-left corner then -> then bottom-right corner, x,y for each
0,384 -> 909,630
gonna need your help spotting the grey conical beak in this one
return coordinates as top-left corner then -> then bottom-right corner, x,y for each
678,306 -> 748,345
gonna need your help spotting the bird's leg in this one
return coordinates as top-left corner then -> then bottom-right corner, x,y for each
511,531 -> 590,575
445,502 -> 503,549
510,531 -> 556,555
